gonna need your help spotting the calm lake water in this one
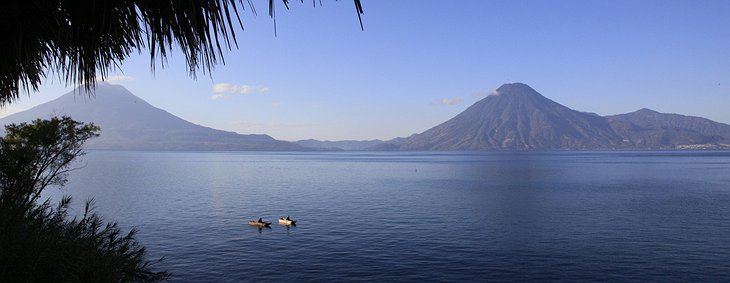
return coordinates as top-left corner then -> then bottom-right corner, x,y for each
53,151 -> 730,281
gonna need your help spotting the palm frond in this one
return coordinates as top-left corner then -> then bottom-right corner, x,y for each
0,0 -> 365,106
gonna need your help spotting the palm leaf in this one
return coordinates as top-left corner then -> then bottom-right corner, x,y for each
0,0 -> 364,106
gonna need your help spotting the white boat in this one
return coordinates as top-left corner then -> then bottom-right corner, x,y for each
278,217 -> 296,225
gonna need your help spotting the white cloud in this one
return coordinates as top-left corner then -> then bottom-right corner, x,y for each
210,94 -> 227,100
436,96 -> 462,106
98,75 -> 134,82
213,83 -> 270,94
472,89 -> 500,98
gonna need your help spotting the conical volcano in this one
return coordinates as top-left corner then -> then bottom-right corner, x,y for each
0,83 -> 303,151
395,83 -> 623,150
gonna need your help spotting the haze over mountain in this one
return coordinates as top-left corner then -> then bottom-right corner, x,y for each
0,83 -> 304,151
373,83 -> 730,150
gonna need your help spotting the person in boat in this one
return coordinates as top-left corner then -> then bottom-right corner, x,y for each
258,218 -> 264,223
286,216 -> 291,221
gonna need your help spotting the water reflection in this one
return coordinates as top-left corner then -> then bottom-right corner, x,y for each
250,225 -> 271,233
282,223 -> 296,234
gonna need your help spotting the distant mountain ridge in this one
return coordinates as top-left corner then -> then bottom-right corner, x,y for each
372,83 -> 730,150
3,82 -> 728,151
606,108 -> 730,148
608,108 -> 730,137
294,139 -> 387,151
0,83 -> 304,151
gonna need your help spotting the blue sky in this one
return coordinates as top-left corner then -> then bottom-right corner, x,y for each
3,0 -> 730,141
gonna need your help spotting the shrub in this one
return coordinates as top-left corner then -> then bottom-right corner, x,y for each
0,117 -> 169,282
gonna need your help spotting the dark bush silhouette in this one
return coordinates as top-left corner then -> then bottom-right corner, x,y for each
0,117 -> 169,282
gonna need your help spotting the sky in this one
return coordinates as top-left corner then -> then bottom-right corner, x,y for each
2,0 -> 730,141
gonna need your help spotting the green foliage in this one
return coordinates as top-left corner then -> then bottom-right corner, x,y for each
0,117 -> 170,282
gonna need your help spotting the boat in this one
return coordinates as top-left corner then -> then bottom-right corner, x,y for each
248,219 -> 271,227
278,217 -> 296,226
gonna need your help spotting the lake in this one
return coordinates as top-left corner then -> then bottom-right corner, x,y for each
52,150 -> 730,281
